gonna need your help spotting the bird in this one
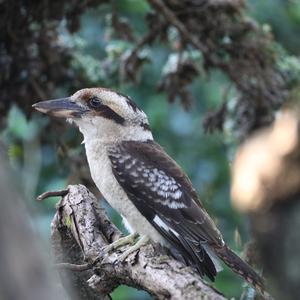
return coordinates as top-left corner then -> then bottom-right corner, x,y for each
33,87 -> 269,298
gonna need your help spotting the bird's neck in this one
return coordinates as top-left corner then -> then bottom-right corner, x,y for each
81,125 -> 153,158
78,118 -> 153,146
82,126 -> 153,190
82,129 -> 153,147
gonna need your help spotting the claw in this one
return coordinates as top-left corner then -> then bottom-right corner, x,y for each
102,235 -> 149,264
102,232 -> 139,255
115,236 -> 149,263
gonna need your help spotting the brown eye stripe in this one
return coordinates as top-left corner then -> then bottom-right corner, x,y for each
80,93 -> 125,125
94,104 -> 125,125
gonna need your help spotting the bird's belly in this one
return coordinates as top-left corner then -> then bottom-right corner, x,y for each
99,175 -> 164,243
87,147 -> 164,243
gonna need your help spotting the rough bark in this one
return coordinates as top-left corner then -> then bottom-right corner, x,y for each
51,184 -> 226,300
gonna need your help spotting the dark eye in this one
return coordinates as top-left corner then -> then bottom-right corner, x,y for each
89,97 -> 102,108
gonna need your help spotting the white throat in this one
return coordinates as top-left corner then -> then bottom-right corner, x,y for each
75,116 -> 153,146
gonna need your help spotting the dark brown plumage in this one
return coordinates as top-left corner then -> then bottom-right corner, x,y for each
108,140 -> 265,291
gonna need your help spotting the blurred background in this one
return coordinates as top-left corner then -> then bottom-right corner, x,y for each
1,0 -> 300,299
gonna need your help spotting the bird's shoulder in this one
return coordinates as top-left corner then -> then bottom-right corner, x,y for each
108,139 -> 224,247
108,139 -> 201,207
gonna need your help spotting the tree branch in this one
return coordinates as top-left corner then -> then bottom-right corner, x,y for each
51,184 -> 226,300
147,0 -> 294,136
148,0 -> 210,55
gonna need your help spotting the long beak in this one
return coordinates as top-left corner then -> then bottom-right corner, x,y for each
32,98 -> 88,118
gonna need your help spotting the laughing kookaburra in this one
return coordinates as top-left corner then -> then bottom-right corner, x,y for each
33,87 -> 267,297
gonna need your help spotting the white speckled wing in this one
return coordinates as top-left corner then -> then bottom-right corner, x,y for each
108,140 -> 224,280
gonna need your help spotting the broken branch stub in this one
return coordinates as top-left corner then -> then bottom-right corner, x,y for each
50,184 -> 226,300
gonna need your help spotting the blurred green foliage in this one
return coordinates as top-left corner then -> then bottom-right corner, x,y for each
2,0 -> 300,299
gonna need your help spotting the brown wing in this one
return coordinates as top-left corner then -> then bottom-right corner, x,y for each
108,140 -> 224,280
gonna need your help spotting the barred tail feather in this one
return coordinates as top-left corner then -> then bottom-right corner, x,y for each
215,245 -> 273,300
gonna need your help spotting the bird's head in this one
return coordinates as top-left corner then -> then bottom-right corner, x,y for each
33,88 -> 152,143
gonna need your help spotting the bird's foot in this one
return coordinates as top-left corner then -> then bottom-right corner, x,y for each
102,233 -> 149,263
117,235 -> 149,262
103,232 -> 139,255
